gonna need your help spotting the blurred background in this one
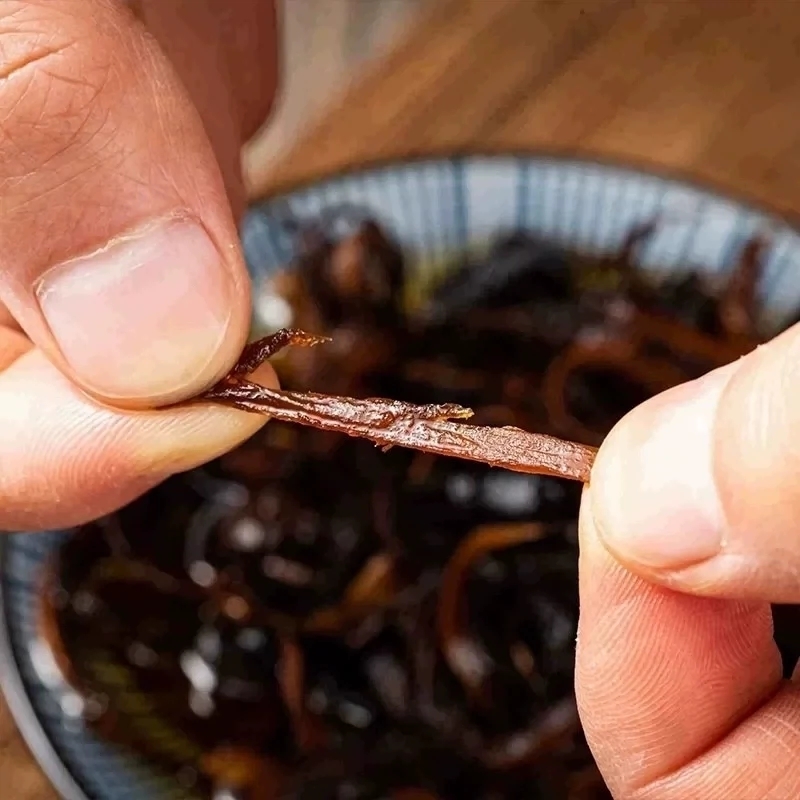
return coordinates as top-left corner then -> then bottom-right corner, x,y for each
244,0 -> 426,187
244,0 -> 800,216
7,2 -> 800,799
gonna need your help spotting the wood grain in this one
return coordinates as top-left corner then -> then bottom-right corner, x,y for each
256,0 -> 800,222
7,0 -> 800,797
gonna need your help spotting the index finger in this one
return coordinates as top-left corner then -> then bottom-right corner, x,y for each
575,489 -> 800,799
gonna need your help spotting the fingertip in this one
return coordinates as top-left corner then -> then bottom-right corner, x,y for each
591,332 -> 800,603
137,402 -> 269,478
0,326 -> 32,371
589,366 -> 736,574
0,347 -> 275,529
36,216 -> 255,410
577,482 -> 781,798
133,357 -> 279,475
245,360 -> 280,389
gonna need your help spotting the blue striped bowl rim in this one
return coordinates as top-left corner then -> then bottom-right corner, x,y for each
3,153 -> 799,800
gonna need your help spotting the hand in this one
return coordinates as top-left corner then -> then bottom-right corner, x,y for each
577,324 -> 800,798
0,0 -> 278,531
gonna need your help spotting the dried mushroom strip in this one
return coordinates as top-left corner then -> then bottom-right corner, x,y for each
541,338 -> 687,445
539,233 -> 769,443
539,303 -> 758,445
436,522 -> 549,700
199,329 -> 598,484
44,213 -> 786,800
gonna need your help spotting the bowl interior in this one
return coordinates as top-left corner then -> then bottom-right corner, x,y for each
3,154 -> 800,800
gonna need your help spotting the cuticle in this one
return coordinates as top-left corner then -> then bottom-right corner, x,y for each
33,210 -> 204,301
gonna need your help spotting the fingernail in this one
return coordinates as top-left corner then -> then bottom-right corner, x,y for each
591,365 -> 736,570
36,216 -> 238,405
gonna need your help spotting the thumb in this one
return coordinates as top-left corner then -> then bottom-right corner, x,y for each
590,321 -> 800,602
0,0 -> 254,408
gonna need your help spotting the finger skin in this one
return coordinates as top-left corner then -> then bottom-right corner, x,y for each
591,322 -> 800,602
0,326 -> 30,369
0,1 -> 277,367
136,0 -> 279,216
576,490 -> 798,799
0,0 -> 253,406
0,304 -> 19,331
0,1 -> 280,529
0,338 -> 274,530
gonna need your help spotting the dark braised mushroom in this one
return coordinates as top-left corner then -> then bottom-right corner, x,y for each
39,215 -> 786,800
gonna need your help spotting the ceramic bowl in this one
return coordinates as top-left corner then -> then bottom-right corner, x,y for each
2,155 -> 799,800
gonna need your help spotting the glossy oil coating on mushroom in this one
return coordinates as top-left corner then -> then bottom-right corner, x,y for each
38,210 -> 800,800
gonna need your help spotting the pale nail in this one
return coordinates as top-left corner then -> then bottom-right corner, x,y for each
36,216 -> 237,405
591,367 -> 735,570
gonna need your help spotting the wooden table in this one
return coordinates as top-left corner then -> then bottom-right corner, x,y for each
7,0 -> 800,796
254,0 -> 800,222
